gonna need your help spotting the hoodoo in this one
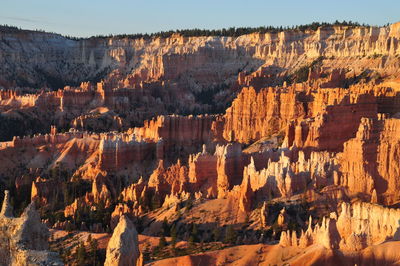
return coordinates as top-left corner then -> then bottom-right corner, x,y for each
1,15 -> 400,265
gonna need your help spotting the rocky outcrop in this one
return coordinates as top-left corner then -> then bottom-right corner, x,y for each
2,24 -> 400,90
0,191 -> 62,265
98,136 -> 159,171
284,90 -> 377,151
225,83 -> 380,148
64,197 -> 86,218
339,117 -> 400,204
260,202 -> 268,227
147,160 -> 188,200
133,115 -> 215,142
238,173 -> 253,212
1,190 -> 13,217
105,215 -> 141,266
277,208 -> 289,226
1,23 -> 399,140
119,178 -> 147,204
188,146 -> 218,198
91,178 -> 112,205
281,201 -> 400,251
241,148 -> 337,202
31,177 -> 60,207
216,143 -> 246,198
336,201 -> 400,246
223,86 -> 303,143
281,215 -> 340,250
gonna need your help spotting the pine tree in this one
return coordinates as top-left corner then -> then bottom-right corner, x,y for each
224,225 -> 237,245
191,223 -> 199,242
212,227 -> 220,242
75,241 -> 87,266
162,217 -> 170,236
65,222 -> 73,232
170,224 -> 177,247
185,198 -> 193,211
88,236 -> 98,265
63,248 -> 71,261
86,234 -> 92,244
143,242 -> 151,261
188,234 -> 195,249
158,235 -> 167,249
151,193 -> 160,210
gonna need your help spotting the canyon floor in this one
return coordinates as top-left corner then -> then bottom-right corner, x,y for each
1,21 -> 400,265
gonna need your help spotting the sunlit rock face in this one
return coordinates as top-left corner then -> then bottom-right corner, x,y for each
1,23 -> 400,88
1,22 -> 400,141
0,191 -> 62,265
105,215 -> 141,266
339,117 -> 400,204
1,22 -> 400,266
281,201 -> 400,251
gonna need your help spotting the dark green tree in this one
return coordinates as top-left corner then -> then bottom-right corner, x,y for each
88,235 -> 98,265
184,198 -> 193,211
151,193 -> 161,210
63,248 -> 71,261
65,222 -> 73,232
224,225 -> 237,245
188,234 -> 195,249
75,241 -> 87,266
158,235 -> 167,249
212,227 -> 220,242
170,224 -> 177,247
191,223 -> 199,242
162,217 -> 170,236
143,242 -> 151,262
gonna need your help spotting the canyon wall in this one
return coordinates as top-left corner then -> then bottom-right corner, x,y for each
1,23 -> 400,89
339,117 -> 400,204
1,23 -> 400,141
280,201 -> 400,251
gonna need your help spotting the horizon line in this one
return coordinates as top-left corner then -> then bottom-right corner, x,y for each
1,19 -> 396,39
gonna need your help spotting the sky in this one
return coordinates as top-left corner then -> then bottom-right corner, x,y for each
0,0 -> 399,37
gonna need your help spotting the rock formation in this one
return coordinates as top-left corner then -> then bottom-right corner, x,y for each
225,84 -> 382,148
260,202 -> 268,227
281,201 -> 400,251
0,191 -> 62,265
2,23 -> 400,91
339,117 -> 400,204
239,173 -> 253,212
188,146 -> 218,198
1,190 -> 13,217
1,21 -> 400,265
216,143 -> 246,198
105,215 -> 141,266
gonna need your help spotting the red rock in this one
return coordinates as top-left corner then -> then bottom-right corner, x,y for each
216,143 -> 246,198
188,147 -> 218,198
238,173 -> 253,213
223,86 -> 304,144
339,117 -> 400,204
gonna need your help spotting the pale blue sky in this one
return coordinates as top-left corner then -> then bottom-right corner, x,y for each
0,0 -> 399,37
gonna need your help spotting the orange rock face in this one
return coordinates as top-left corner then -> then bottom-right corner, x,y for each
224,84 -> 384,149
339,117 -> 400,204
188,148 -> 218,198
2,22 -> 400,265
31,177 -> 59,207
281,201 -> 400,252
133,114 -> 219,145
223,86 -> 304,143
98,137 -> 158,172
